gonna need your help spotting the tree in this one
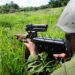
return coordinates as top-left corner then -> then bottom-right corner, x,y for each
9,1 -> 19,9
0,1 -> 20,13
60,0 -> 69,6
48,0 -> 69,8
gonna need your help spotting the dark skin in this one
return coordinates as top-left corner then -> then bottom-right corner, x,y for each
70,34 -> 75,54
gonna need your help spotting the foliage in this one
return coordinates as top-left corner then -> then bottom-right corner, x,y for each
21,0 -> 69,11
20,0 -> 69,12
48,0 -> 70,8
0,7 -> 64,75
0,1 -> 19,13
0,0 -> 69,13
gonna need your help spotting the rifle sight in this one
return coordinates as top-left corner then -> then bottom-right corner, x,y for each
25,24 -> 48,32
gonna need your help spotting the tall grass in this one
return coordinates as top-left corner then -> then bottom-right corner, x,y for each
0,7 -> 64,75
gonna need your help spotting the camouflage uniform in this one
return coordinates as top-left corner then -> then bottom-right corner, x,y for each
28,54 -> 75,75
51,54 -> 75,75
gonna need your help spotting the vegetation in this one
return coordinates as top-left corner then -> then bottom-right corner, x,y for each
0,1 -> 19,13
0,7 -> 65,75
48,0 -> 69,8
0,0 -> 69,13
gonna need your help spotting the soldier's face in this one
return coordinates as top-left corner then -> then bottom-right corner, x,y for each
71,34 -> 75,52
65,33 -> 75,54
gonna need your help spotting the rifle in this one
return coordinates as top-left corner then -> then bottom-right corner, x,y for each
16,24 -> 72,59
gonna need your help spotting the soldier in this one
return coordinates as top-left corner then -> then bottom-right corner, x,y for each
24,0 -> 75,75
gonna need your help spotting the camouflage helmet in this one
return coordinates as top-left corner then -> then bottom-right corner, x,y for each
57,0 -> 75,33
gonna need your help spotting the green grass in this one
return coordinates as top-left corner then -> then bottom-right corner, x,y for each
0,7 -> 65,75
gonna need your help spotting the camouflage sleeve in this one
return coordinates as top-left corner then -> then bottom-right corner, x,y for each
27,54 -> 42,74
27,54 -> 40,70
27,54 -> 39,62
50,64 -> 67,75
27,52 -> 48,74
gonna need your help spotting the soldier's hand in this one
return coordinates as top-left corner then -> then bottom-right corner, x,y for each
15,34 -> 37,55
24,39 -> 37,55
53,53 -> 67,59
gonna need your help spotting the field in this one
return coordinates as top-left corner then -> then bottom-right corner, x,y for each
0,7 -> 64,75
